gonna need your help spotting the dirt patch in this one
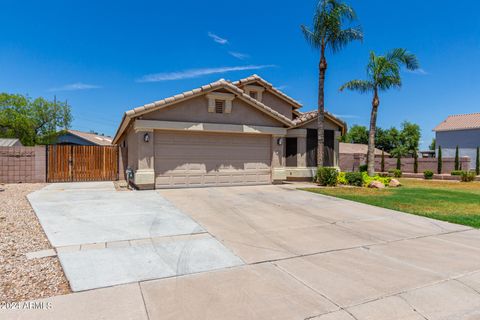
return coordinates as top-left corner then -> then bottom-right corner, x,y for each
0,183 -> 71,303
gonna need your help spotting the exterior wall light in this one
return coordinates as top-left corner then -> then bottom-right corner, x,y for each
277,138 -> 283,145
143,133 -> 150,142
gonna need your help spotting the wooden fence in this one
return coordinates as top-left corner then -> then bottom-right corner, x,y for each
47,145 -> 118,182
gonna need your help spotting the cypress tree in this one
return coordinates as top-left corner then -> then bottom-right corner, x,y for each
438,146 -> 442,174
396,155 -> 401,170
381,150 -> 385,172
413,150 -> 418,173
454,145 -> 459,170
476,146 -> 479,175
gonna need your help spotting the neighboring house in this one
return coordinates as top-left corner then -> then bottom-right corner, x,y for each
55,130 -> 113,146
338,143 -> 388,172
113,74 -> 346,189
339,143 -> 387,156
434,113 -> 480,169
0,138 -> 23,147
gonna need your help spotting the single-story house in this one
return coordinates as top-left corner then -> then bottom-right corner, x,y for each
434,113 -> 480,170
0,138 -> 23,147
113,74 -> 346,189
55,130 -> 113,146
338,143 -> 388,172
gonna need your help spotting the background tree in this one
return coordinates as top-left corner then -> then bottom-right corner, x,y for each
0,93 -> 72,145
454,145 -> 460,171
340,48 -> 419,175
375,127 -> 400,153
341,124 -> 368,144
437,146 -> 442,174
301,0 -> 363,166
399,121 -> 420,156
429,138 -> 436,151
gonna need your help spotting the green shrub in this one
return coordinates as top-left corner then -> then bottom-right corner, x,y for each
460,171 -> 476,182
337,172 -> 347,185
345,172 -> 363,187
392,169 -> 402,178
359,164 -> 368,172
362,172 -> 391,187
316,167 -> 338,186
451,170 -> 463,176
424,170 -> 434,179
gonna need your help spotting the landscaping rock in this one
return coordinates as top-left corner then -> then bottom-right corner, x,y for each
368,181 -> 385,189
389,179 -> 402,187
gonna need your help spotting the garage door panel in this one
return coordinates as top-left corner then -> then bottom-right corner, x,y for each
154,131 -> 272,188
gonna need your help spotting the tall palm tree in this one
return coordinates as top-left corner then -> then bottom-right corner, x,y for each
301,0 -> 362,167
340,48 -> 419,176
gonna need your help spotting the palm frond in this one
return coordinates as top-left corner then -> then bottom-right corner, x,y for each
339,80 -> 374,93
329,26 -> 363,53
300,25 -> 322,50
386,48 -> 420,71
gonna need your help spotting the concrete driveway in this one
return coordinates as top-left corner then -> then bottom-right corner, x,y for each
13,183 -> 480,320
27,182 -> 243,291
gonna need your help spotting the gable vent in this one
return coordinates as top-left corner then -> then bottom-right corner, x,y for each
215,100 -> 224,113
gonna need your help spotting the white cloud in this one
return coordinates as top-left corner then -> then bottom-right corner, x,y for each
333,114 -> 360,119
228,51 -> 250,60
208,32 -> 228,45
406,68 -> 428,75
275,85 -> 288,90
48,82 -> 101,92
137,65 -> 276,82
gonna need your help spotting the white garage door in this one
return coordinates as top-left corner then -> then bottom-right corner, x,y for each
154,131 -> 271,188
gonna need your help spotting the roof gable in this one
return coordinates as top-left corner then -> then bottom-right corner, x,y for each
292,110 -> 347,134
113,79 -> 294,144
233,74 -> 302,109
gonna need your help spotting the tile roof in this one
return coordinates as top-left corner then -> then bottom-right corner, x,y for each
233,74 -> 303,108
340,143 -> 388,155
113,78 -> 296,143
292,110 -> 346,131
0,138 -> 22,147
433,113 -> 480,132
68,130 -> 113,146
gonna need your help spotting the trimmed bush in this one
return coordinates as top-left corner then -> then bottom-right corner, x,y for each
437,146 -> 442,174
337,172 -> 347,185
345,172 -> 363,187
362,172 -> 391,187
476,146 -> 479,175
392,169 -> 402,178
359,164 -> 368,172
455,145 -> 459,170
424,170 -> 434,179
316,167 -> 338,186
451,170 -> 463,176
460,171 -> 476,182
381,150 -> 385,172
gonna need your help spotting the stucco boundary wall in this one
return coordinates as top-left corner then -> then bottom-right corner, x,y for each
0,146 -> 46,183
340,153 -> 471,174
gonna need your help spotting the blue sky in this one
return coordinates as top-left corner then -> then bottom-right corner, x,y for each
1,0 -> 479,148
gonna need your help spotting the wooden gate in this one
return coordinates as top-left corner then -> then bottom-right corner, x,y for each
47,145 -> 118,182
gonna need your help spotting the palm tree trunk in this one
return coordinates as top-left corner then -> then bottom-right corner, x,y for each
367,89 -> 379,176
317,49 -> 327,167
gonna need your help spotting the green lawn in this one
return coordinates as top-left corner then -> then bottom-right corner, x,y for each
301,179 -> 480,228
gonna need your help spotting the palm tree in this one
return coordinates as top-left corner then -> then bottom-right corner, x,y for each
340,49 -> 419,176
301,0 -> 362,167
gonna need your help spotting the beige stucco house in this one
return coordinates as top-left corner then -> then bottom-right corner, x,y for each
113,75 -> 346,189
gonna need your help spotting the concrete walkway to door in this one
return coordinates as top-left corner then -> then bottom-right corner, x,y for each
7,183 -> 480,320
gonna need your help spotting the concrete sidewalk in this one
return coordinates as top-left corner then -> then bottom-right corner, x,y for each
6,184 -> 480,319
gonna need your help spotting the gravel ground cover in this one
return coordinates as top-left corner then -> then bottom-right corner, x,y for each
0,183 -> 70,303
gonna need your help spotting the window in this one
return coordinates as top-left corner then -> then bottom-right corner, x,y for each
249,91 -> 258,99
215,100 -> 224,113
